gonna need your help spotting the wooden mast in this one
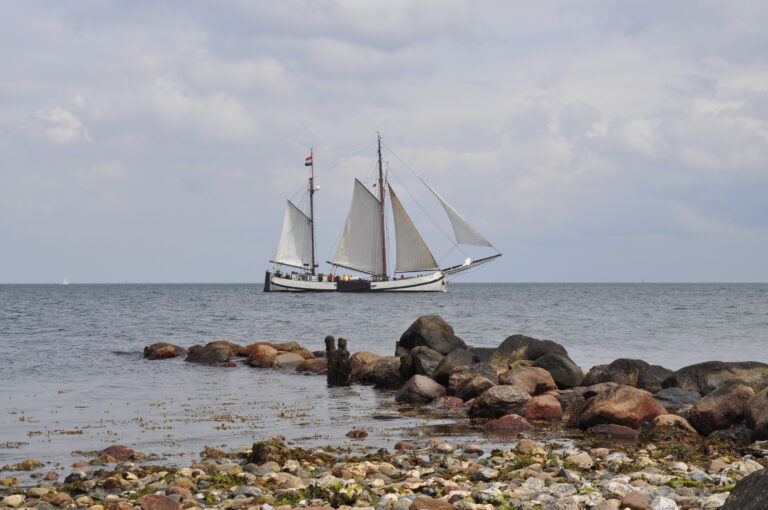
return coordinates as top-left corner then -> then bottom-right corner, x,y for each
308,148 -> 317,275
377,133 -> 387,279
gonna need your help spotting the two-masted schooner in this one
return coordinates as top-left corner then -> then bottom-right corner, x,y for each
264,135 -> 501,292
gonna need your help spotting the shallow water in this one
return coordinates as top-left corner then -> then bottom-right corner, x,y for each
1,283 -> 767,471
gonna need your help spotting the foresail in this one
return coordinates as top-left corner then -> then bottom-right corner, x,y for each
389,185 -> 438,272
427,184 -> 493,247
330,179 -> 384,275
273,200 -> 313,269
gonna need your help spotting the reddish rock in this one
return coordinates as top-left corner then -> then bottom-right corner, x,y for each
43,471 -> 59,481
101,445 -> 136,461
499,366 -> 557,396
296,358 -> 328,374
591,423 -> 640,440
350,351 -> 381,375
579,385 -> 667,429
51,493 -> 73,506
345,429 -> 368,439
396,375 -> 447,404
144,342 -> 187,360
71,461 -> 89,467
521,393 -> 563,421
653,414 -> 698,434
247,344 -> 279,368
428,396 -> 464,410
237,342 -> 278,357
166,486 -> 193,501
746,388 -> 768,440
689,383 -> 755,435
620,490 -> 651,510
409,495 -> 457,510
485,413 -> 534,433
138,494 -> 181,510
394,441 -> 414,450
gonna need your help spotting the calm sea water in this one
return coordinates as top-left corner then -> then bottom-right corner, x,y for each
1,283 -> 767,471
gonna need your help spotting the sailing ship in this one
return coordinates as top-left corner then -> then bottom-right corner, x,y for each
264,135 -> 501,292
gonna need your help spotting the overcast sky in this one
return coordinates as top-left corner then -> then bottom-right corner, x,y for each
2,1 -> 767,283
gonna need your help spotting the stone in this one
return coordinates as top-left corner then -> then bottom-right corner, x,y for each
584,359 -> 651,387
652,387 -> 701,413
663,360 -> 768,395
520,393 -> 563,421
493,334 -> 569,362
295,358 -> 328,374
350,351 -> 381,375
532,353 -> 584,389
400,346 -> 444,380
468,385 -> 531,418
395,375 -> 447,404
138,494 -> 182,510
2,495 -> 25,508
653,414 -> 697,434
185,341 -> 235,363
144,342 -> 187,360
498,366 -> 557,395
649,496 -> 678,510
369,356 -> 405,389
394,441 -> 414,450
396,315 -> 467,356
51,493 -> 73,506
454,375 -> 495,401
247,439 -> 290,464
409,496 -> 457,510
248,344 -> 279,367
688,383 -> 755,435
432,349 -> 477,384
590,423 -> 640,439
579,384 -> 667,428
346,429 -> 368,439
237,341 -> 277,357
272,352 -> 305,370
565,451 -> 593,470
746,387 -> 768,440
484,413 -> 534,432
427,396 -> 464,410
621,491 -> 651,510
43,471 -> 59,481
637,365 -> 674,393
102,445 -> 135,460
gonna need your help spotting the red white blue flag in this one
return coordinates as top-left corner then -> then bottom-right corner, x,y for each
305,155 -> 312,166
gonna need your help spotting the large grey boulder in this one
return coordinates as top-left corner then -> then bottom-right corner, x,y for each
395,375 -> 447,404
663,361 -> 768,395
721,467 -> 768,509
745,388 -> 768,440
498,366 -> 557,396
468,385 -> 531,418
433,348 -> 477,385
533,353 -> 584,389
653,387 -> 701,414
396,315 -> 467,356
579,385 -> 667,429
583,359 -> 650,387
185,342 -> 231,363
369,356 -> 405,389
400,346 -> 444,380
455,375 -> 496,401
637,365 -> 674,393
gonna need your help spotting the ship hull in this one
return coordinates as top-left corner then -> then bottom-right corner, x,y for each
264,271 -> 447,293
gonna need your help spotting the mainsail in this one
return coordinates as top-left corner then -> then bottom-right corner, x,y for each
427,184 -> 493,247
272,200 -> 313,269
389,185 -> 438,272
330,179 -> 385,275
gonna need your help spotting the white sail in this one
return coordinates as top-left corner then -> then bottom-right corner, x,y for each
427,185 -> 493,247
389,185 -> 438,272
331,179 -> 384,275
273,200 -> 313,269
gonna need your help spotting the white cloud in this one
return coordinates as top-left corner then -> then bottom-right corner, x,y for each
36,106 -> 91,143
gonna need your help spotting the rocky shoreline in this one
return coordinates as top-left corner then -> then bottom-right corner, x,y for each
4,314 -> 768,509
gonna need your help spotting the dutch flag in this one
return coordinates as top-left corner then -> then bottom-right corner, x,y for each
305,155 -> 312,166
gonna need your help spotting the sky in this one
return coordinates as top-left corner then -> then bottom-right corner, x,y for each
1,1 -> 767,283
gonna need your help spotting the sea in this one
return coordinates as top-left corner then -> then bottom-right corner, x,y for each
1,283 -> 767,472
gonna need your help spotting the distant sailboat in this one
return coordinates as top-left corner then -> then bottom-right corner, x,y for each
61,278 -> 70,285
264,134 -> 501,292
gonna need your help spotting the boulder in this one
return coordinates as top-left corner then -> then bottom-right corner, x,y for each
237,342 -> 278,357
350,351 -> 381,375
484,413 -> 534,432
521,393 -> 563,421
558,390 -> 588,427
138,495 -> 181,510
272,352 -> 305,370
144,342 -> 187,360
428,396 -> 464,410
583,359 -> 651,387
579,385 -> 667,429
653,414 -> 697,434
395,375 -> 447,404
247,344 -> 279,368
409,495 -> 457,510
400,346 -> 444,380
468,385 -> 531,418
370,356 -> 405,389
721,467 -> 768,510
468,347 -> 495,363
185,342 -> 232,364
533,353 -> 584,389
454,376 -> 495,401
663,360 -> 768,395
102,445 -> 136,461
746,388 -> 768,440
582,382 -> 621,399
494,334 -> 569,362
652,387 -> 701,414
295,358 -> 328,374
498,366 -> 557,395
433,349 -> 477,384
397,315 -> 467,355
590,423 -> 640,440
637,365 -> 674,393
689,383 -> 755,435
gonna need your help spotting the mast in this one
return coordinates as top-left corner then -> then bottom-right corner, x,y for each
377,133 -> 387,279
308,148 -> 316,275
